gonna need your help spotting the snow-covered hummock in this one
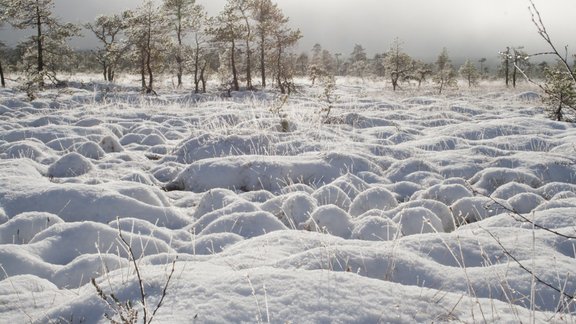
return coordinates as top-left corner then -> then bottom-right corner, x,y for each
0,78 -> 575,323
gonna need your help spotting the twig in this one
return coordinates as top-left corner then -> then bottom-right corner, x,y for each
480,227 -> 574,303
528,0 -> 576,84
117,225 -> 148,323
148,257 -> 178,323
468,186 -> 576,240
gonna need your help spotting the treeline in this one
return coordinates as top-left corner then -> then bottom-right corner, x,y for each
0,0 -> 301,94
0,0 -> 572,99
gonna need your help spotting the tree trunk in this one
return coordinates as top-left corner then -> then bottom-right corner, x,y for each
145,15 -> 154,91
231,40 -> 239,91
0,59 -> 5,88
193,38 -> 201,93
140,50 -> 146,90
276,43 -> 284,94
35,3 -> 44,87
107,67 -> 114,82
504,48 -> 510,87
200,61 -> 207,93
512,54 -> 518,88
260,34 -> 266,87
176,8 -> 183,88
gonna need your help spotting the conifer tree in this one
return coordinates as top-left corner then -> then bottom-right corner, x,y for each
543,64 -> 576,121
2,0 -> 79,87
126,0 -> 168,93
459,59 -> 480,87
209,2 -> 245,91
85,12 -> 130,82
384,38 -> 413,91
433,47 -> 457,94
162,0 -> 204,88
251,0 -> 292,88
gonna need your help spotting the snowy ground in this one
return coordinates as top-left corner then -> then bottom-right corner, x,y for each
0,77 -> 575,323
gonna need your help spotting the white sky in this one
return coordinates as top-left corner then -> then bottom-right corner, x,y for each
1,0 -> 575,63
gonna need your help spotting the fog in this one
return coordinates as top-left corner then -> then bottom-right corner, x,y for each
1,0 -> 575,63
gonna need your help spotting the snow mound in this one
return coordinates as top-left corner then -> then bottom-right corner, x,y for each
351,216 -> 400,240
280,192 -> 317,229
349,187 -> 398,217
47,152 -> 93,178
392,207 -> 444,235
305,205 -> 353,238
168,153 -> 379,193
199,211 -> 287,238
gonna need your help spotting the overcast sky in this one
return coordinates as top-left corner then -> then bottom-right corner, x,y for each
2,0 -> 575,63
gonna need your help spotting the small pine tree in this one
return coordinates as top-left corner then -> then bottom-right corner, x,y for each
384,38 -> 413,91
543,65 -> 576,122
459,59 -> 480,87
433,48 -> 457,94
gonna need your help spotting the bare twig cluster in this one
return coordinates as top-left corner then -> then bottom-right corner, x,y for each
92,223 -> 178,324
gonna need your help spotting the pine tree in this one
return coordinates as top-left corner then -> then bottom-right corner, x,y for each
543,65 -> 576,121
85,12 -> 130,82
384,38 -> 413,91
2,0 -> 79,87
348,44 -> 368,79
126,0 -> 169,93
209,2 -> 245,91
410,60 -> 432,88
162,0 -> 205,88
433,47 -> 457,94
459,59 -> 480,87
271,23 -> 301,94
251,0 -> 294,88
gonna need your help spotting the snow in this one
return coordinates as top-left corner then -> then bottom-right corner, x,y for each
0,78 -> 575,323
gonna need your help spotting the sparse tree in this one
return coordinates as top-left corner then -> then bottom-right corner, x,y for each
295,52 -> 308,76
0,42 -> 5,87
251,0 -> 284,88
308,43 -> 326,84
271,23 -> 301,94
478,57 -> 487,77
499,47 -> 513,87
511,47 -> 529,88
542,65 -> 576,121
372,53 -> 386,78
2,0 -> 80,87
126,0 -> 168,92
209,1 -> 245,91
190,9 -> 209,93
232,0 -> 254,89
162,0 -> 204,88
85,12 -> 130,82
433,47 -> 457,94
348,44 -> 368,79
384,38 -> 413,91
524,1 -> 576,122
410,60 -> 432,88
459,59 -> 480,87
